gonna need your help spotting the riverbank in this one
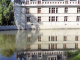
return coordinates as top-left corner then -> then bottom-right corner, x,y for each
1,25 -> 80,31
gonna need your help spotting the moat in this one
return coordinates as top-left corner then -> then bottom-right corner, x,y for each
0,29 -> 80,60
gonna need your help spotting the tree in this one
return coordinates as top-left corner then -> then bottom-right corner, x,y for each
70,53 -> 80,60
0,0 -> 14,25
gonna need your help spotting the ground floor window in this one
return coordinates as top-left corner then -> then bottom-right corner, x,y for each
27,17 -> 30,22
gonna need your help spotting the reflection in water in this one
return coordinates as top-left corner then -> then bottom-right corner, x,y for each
0,30 -> 80,60
0,33 -> 16,58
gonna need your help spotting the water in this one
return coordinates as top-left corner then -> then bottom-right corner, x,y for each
0,29 -> 80,60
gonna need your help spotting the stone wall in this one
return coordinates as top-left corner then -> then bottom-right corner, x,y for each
0,25 -> 17,30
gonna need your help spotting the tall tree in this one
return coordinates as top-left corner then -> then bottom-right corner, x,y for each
0,0 -> 14,25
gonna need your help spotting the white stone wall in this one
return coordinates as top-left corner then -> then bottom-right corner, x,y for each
58,7 -> 64,13
68,16 -> 76,21
30,8 -> 37,13
58,16 -> 64,21
41,7 -> 49,13
68,7 -> 77,13
14,6 -> 80,29
14,6 -> 21,29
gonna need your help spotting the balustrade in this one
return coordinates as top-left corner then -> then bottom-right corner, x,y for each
42,1 -> 64,4
30,1 -> 37,4
13,0 -> 80,5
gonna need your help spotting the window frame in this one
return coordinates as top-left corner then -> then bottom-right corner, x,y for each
64,36 -> 67,41
26,8 -> 30,14
77,7 -> 80,13
77,16 -> 80,21
64,16 -> 67,22
38,36 -> 41,41
75,36 -> 78,41
65,7 -> 68,13
27,17 -> 30,22
38,8 -> 41,13
38,16 -> 41,22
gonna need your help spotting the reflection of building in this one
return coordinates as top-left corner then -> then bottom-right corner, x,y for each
16,30 -> 80,50
15,51 -> 64,60
13,0 -> 80,29
16,29 -> 80,60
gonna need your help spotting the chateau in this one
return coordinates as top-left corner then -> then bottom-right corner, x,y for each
13,0 -> 80,29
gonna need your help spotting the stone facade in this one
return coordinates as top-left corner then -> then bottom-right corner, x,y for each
13,0 -> 80,29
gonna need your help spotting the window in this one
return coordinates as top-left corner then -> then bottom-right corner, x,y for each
56,8 -> 58,13
75,43 -> 78,49
49,8 -> 52,13
49,16 -> 51,22
63,44 -> 66,49
38,0 -> 41,4
55,44 -> 57,49
38,8 -> 41,13
26,8 -> 30,14
38,36 -> 41,41
49,7 -> 55,13
75,36 -> 78,41
51,44 -> 54,49
55,36 -> 57,41
77,16 -> 80,21
65,7 -> 68,13
26,0 -> 29,4
49,44 -> 50,49
38,17 -> 41,22
64,36 -> 67,41
27,17 -> 30,22
78,0 -> 80,4
38,44 -> 41,49
77,8 -> 80,13
49,36 -> 50,41
49,16 -> 55,22
38,53 -> 41,57
52,16 -> 55,21
51,36 -> 54,41
56,16 -> 58,21
52,8 -> 55,13
28,53 -> 30,57
48,58 -> 50,60
50,36 -> 57,41
65,0 -> 68,4
51,57 -> 54,60
64,16 -> 67,21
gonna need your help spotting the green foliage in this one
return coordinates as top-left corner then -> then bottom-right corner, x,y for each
0,0 -> 10,7
0,14 -> 2,25
0,0 -> 14,25
73,49 -> 80,56
0,7 -> 3,14
66,49 -> 80,60
70,53 -> 80,60
66,51 -> 73,57
0,34 -> 16,57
